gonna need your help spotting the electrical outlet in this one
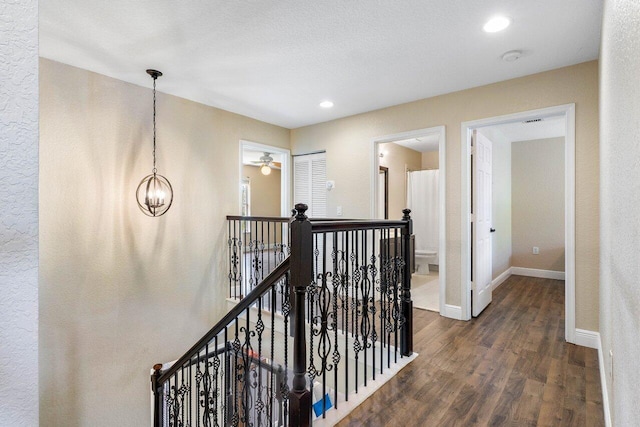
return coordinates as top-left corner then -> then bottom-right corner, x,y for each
336,206 -> 343,216
532,246 -> 539,255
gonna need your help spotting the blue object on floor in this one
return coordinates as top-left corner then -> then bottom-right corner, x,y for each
312,393 -> 333,417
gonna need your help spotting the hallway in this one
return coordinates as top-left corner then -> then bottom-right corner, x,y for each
338,275 -> 604,426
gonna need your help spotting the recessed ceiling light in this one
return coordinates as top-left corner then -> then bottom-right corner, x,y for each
483,16 -> 511,33
319,100 -> 334,108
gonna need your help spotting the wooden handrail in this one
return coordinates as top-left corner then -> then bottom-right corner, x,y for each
310,219 -> 409,232
157,256 -> 290,384
226,214 -> 409,229
226,215 -> 290,222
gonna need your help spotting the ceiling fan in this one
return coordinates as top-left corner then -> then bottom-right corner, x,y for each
251,152 -> 281,175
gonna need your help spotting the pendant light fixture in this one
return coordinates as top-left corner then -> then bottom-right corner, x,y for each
136,69 -> 173,217
258,152 -> 273,175
260,164 -> 272,176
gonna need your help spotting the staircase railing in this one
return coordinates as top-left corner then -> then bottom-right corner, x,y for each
227,215 -> 291,300
152,258 -> 292,427
152,204 -> 413,427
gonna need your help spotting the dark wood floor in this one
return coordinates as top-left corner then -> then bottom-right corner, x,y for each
337,275 -> 604,426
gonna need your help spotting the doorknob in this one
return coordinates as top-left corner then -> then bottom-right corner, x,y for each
490,228 -> 496,233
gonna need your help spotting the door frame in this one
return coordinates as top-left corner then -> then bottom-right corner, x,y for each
371,126 -> 446,315
460,104 -> 577,344
239,140 -> 291,217
379,166 -> 389,219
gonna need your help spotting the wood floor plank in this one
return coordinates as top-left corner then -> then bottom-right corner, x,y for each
336,276 -> 605,427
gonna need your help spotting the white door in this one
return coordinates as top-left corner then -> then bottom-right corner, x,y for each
293,152 -> 327,218
472,131 -> 493,317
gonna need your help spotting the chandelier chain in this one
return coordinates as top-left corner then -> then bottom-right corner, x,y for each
152,76 -> 157,174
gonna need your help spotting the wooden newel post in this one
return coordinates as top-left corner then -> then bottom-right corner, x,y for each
401,208 -> 414,356
289,203 -> 313,427
151,363 -> 163,427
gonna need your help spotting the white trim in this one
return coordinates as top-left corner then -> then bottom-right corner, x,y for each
239,140 -> 291,216
492,267 -> 512,290
510,267 -> 565,281
461,124 -> 472,320
370,126 -> 446,316
460,105 -> 576,342
314,352 -> 418,426
442,304 -> 462,320
597,333 -> 612,427
438,128 -> 447,316
564,105 -> 577,344
573,328 -> 599,349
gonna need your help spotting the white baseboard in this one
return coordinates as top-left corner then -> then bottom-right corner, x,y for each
442,304 -> 462,320
597,333 -> 612,427
574,328 -> 599,349
492,267 -> 512,290
511,267 -> 565,280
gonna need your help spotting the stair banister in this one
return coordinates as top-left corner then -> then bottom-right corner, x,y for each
401,208 -> 413,356
150,257 -> 291,427
288,203 -> 313,427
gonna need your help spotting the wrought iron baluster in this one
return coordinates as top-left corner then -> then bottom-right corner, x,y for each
281,273 -> 291,427
344,230 -> 350,402
260,220 -> 265,283
353,229 -> 361,394
223,328 -> 229,426
331,231 -> 340,410
361,232 -> 369,388
371,230 -> 378,381
269,284 -> 276,426
232,321 -> 240,426
256,297 -> 265,427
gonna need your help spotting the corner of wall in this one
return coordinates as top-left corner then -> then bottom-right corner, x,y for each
0,1 -> 39,425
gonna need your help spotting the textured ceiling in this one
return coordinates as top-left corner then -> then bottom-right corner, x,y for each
487,116 -> 566,143
40,0 -> 603,129
391,134 -> 441,153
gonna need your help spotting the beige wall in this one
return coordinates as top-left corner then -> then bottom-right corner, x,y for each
379,142 -> 422,218
242,165 -> 281,216
421,150 -> 439,169
600,1 -> 640,424
512,138 -> 565,272
291,61 -> 599,331
39,59 -> 290,426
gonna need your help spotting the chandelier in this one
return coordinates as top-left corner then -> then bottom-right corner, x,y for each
136,69 -> 174,217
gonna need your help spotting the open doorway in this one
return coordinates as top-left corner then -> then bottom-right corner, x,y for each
239,140 -> 291,217
461,104 -> 579,344
372,126 -> 446,314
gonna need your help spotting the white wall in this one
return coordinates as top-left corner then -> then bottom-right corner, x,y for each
600,1 -> 640,424
0,1 -> 39,425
